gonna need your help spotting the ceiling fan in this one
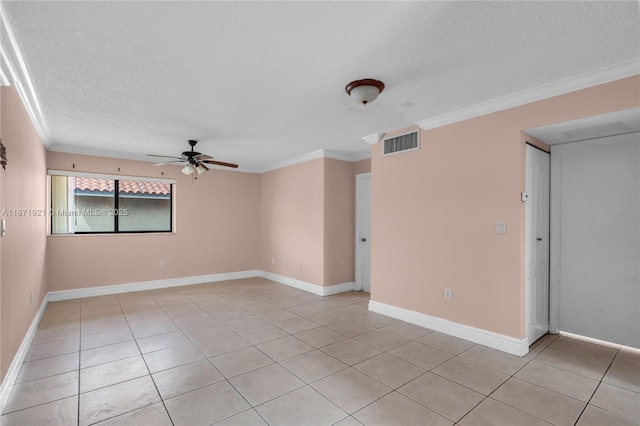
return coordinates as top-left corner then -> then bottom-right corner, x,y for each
147,140 -> 238,175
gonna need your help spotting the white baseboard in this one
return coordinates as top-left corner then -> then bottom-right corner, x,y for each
258,271 -> 323,295
323,282 -> 356,296
0,269 -> 356,407
368,300 -> 529,356
0,295 -> 48,412
48,270 -> 261,301
257,271 -> 355,296
48,270 -> 355,302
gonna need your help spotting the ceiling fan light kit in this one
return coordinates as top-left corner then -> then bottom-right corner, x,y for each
181,164 -> 195,175
196,163 -> 208,175
345,79 -> 385,105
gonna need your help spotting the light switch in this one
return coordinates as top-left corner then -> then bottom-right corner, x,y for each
496,221 -> 506,234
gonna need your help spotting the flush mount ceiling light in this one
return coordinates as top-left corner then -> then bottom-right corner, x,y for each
345,79 -> 385,105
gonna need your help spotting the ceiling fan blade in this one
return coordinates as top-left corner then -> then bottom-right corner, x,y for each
202,160 -> 239,168
194,154 -> 213,160
153,161 -> 185,166
146,154 -> 183,160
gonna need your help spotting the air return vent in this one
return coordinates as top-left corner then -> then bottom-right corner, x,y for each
383,131 -> 419,155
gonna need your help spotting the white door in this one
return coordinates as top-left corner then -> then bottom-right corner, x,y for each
526,144 -> 550,345
356,173 -> 371,292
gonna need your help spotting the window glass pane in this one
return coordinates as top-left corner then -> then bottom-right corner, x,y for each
51,174 -> 172,234
72,176 -> 116,232
52,175 -> 116,233
118,180 -> 171,232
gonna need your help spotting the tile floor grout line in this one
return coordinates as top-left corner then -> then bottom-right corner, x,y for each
143,284 -> 278,424
572,345 -> 623,426
344,388 -> 395,423
115,291 -> 176,426
77,300 -> 83,426
8,288 -> 636,426
456,333 -> 565,426
205,291 -> 372,423
0,394 -> 76,418
528,345 -> 620,383
373,336 -> 488,425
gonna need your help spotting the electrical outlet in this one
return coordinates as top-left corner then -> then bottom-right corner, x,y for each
444,288 -> 452,300
30,291 -> 34,304
271,257 -> 275,265
159,260 -> 165,268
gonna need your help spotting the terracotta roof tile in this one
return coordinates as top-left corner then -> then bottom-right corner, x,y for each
74,177 -> 170,195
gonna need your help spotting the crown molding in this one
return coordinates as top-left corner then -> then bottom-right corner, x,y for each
0,8 -> 49,143
324,149 -> 370,162
416,58 -> 640,131
48,143 -> 371,175
48,142 -> 169,164
362,133 -> 383,145
0,64 -> 9,86
257,149 -> 370,173
257,149 -> 325,173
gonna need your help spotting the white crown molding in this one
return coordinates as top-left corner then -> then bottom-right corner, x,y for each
257,149 -> 370,173
368,300 -> 529,356
0,8 -> 48,143
48,143 -> 371,174
416,58 -> 640,131
324,149 -> 371,163
362,133 -> 382,145
0,65 -> 9,86
257,150 -> 325,173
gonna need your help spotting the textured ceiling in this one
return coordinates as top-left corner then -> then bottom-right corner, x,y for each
2,1 -> 639,171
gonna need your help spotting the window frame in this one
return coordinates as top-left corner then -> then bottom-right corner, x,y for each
48,170 -> 175,235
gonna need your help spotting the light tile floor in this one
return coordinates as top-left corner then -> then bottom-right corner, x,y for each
2,277 -> 639,425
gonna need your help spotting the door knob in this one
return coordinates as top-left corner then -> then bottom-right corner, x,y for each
361,237 -> 367,242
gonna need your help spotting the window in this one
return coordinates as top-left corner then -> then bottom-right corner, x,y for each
49,171 -> 173,234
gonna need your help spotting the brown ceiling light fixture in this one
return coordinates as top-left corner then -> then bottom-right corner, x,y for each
345,79 -> 385,105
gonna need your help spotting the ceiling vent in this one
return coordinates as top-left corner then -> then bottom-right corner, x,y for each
383,130 -> 420,156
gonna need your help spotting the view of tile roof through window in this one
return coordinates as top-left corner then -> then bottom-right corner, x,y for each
74,177 -> 170,195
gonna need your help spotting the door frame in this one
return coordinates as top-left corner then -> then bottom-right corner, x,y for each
549,147 -> 561,335
355,172 -> 371,292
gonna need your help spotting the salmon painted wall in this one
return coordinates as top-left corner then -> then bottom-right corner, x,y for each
259,158 -> 325,285
259,157 -> 363,287
323,158 -> 355,286
46,152 -> 260,291
353,158 -> 371,175
0,86 -> 48,380
371,76 -> 640,340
